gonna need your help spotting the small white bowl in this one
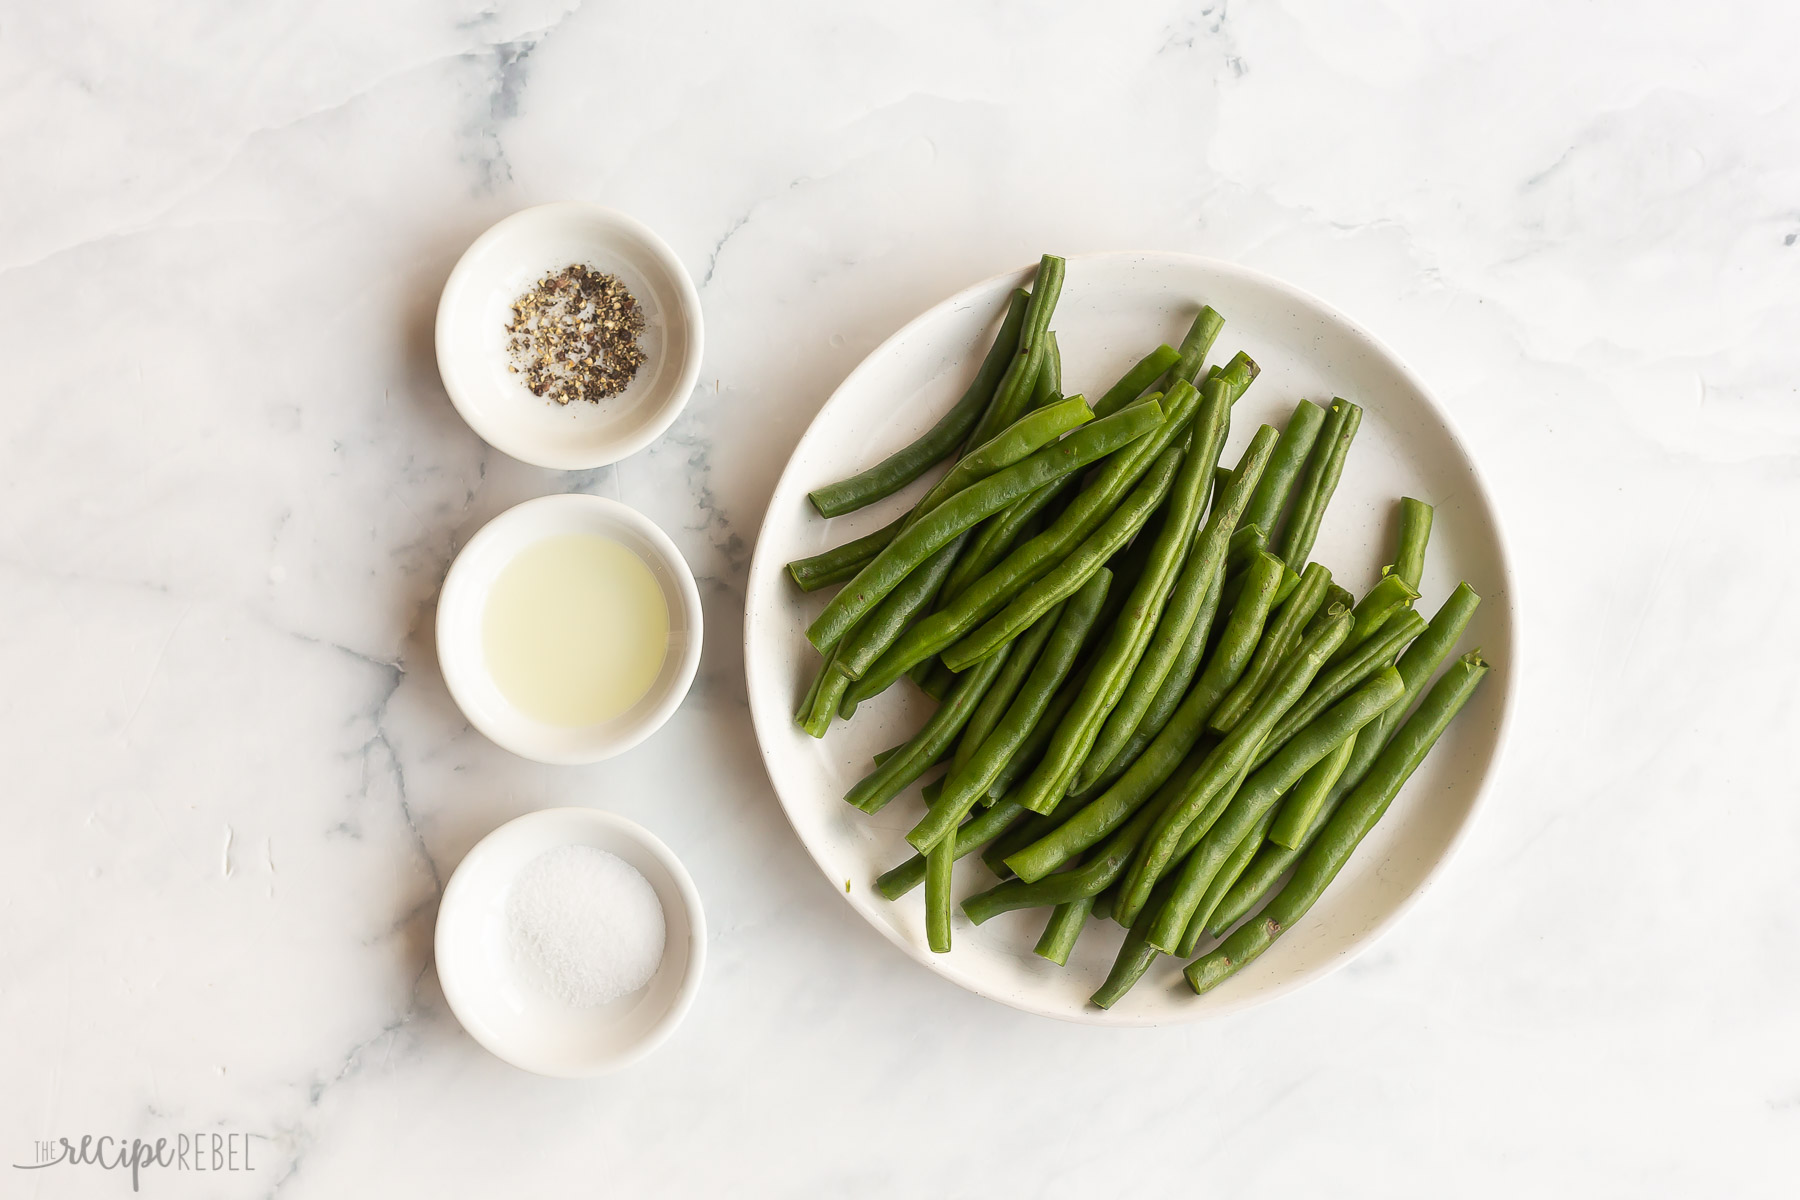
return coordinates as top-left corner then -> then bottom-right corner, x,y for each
435,807 -> 706,1077
436,493 -> 703,765
436,203 -> 704,470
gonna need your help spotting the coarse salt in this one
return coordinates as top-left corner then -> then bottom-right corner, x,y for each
506,844 -> 666,1007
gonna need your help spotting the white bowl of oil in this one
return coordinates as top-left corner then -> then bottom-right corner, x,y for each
437,494 -> 703,764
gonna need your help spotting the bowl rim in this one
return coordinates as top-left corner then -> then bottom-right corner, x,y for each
741,249 -> 1521,1024
437,493 -> 704,765
434,806 -> 708,1077
434,201 -> 705,471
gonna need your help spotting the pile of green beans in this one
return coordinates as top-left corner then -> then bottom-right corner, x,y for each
783,258 -> 1493,1001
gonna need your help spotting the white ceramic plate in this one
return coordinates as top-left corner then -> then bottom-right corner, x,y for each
744,253 -> 1517,1025
435,807 -> 706,1076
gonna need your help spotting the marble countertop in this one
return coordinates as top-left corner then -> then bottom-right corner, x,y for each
4,2 -> 1795,1195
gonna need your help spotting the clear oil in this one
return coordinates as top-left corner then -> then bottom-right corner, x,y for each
483,534 -> 670,726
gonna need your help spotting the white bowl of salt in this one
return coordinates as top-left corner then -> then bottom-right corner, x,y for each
435,807 -> 705,1076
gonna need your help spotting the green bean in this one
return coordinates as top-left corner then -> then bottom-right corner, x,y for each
787,512 -> 905,591
877,799 -> 1027,900
1090,932 -> 1157,1008
1202,584 -> 1480,934
1075,533 -> 1226,796
1146,668 -> 1403,951
1214,563 -> 1244,614
982,659 -> 1093,811
1281,580 -> 1345,648
841,386 -> 1203,700
1258,608 -> 1425,766
1002,551 -> 1282,883
925,826 -> 954,952
1377,583 -> 1480,718
1191,551 -> 1286,712
1216,455 -> 1303,611
1004,718 -> 1203,886
918,660 -> 958,701
1224,524 -> 1269,575
807,290 -> 1029,518
982,814 -> 1050,876
798,650 -> 853,737
1115,608 -> 1352,925
1093,344 -> 1181,418
940,443 -> 1184,673
832,531 -> 971,685
844,640 -> 1014,813
1075,752 -> 1256,978
1187,651 -> 1489,993
1192,350 -> 1255,412
1089,883 -> 1172,1009
787,553 -> 869,594
963,256 -> 1066,451
1302,580 -> 1469,793
1090,884 -> 1116,924
1233,571 -> 1289,630
1070,421 -> 1280,793
807,399 -> 1163,654
910,574 -> 1111,852
794,662 -> 828,733
1168,306 -> 1225,388
1081,565 -> 1224,794
872,740 -> 951,772
1095,507 -> 1162,614
1027,331 -> 1061,410
1011,380 -> 1232,813
1006,741 -> 1083,821
908,395 -> 1094,524
940,474 -> 1077,602
1205,843 -> 1290,939
817,403 -> 1082,695
1086,757 -> 1249,1007
1277,398 -> 1362,568
1320,582 -> 1355,619
1033,893 -> 1094,965
1268,730 -> 1357,850
1218,548 -> 1301,615
980,772 -> 1086,874
1208,561 -> 1332,735
940,376 -> 1259,686
1328,572 -> 1419,666
1276,564 -> 1304,605
1072,742 -> 1250,986
1241,400 -> 1327,542
947,601 -> 1064,781
962,796 -> 1165,923
1177,804 -> 1276,956
1392,497 -> 1433,591
852,355 -> 1260,694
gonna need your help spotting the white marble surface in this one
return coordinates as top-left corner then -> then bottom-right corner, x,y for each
3,1 -> 1796,1195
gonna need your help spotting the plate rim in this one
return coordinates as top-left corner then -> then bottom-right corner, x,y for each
743,250 -> 1521,1025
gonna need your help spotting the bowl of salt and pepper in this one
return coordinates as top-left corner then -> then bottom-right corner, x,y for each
432,204 -> 707,1075
436,201 -> 704,471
